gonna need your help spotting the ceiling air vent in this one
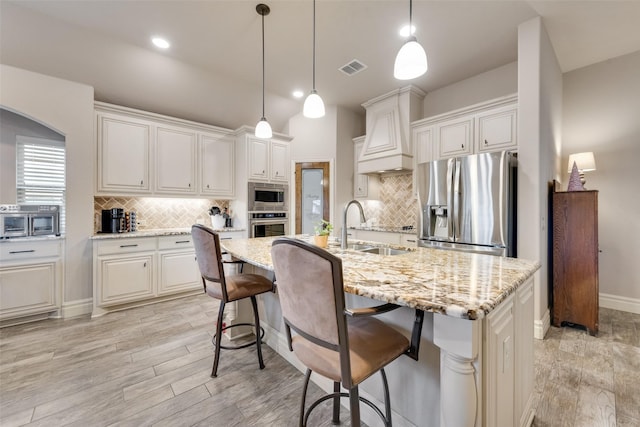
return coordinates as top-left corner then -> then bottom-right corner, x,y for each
339,59 -> 367,76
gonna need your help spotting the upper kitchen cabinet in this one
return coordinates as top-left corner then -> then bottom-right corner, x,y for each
353,136 -> 379,199
200,132 -> 235,197
418,94 -> 518,161
97,111 -> 151,194
155,125 -> 197,194
95,102 -> 236,198
237,128 -> 292,184
476,105 -> 517,153
358,86 -> 425,174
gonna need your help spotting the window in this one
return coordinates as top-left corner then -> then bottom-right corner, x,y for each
16,136 -> 66,232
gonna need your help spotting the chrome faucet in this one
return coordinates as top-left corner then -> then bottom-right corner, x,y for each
341,200 -> 366,249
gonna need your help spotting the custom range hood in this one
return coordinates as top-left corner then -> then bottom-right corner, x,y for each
358,85 -> 425,174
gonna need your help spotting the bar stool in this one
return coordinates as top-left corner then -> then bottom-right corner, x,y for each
191,224 -> 273,377
271,237 -> 410,426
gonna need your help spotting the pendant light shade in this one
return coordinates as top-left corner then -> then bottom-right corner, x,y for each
255,4 -> 272,139
303,0 -> 325,118
394,0 -> 428,80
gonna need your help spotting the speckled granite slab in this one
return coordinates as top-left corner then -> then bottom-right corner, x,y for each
220,235 -> 540,320
91,227 -> 246,240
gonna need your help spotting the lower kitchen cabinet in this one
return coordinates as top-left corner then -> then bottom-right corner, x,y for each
92,235 -> 201,317
0,239 -> 63,326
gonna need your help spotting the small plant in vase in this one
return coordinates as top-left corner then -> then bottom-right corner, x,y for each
313,219 -> 333,248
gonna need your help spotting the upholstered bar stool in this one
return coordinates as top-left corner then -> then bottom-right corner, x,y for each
271,237 -> 410,426
191,224 -> 274,377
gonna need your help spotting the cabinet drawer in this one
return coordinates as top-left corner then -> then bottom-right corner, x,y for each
158,235 -> 193,250
1,240 -> 62,261
400,234 -> 418,246
96,238 -> 156,255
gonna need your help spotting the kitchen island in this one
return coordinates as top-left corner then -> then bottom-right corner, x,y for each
221,235 -> 540,427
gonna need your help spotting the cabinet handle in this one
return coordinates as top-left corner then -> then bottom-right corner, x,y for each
220,237 -> 232,240
175,240 -> 190,244
9,249 -> 35,254
188,183 -> 191,187
143,262 -> 147,267
461,144 -> 464,149
276,171 -> 279,176
140,180 -> 144,185
406,239 -> 416,243
120,244 -> 138,248
207,184 -> 210,189
484,139 -> 488,145
262,170 -> 265,174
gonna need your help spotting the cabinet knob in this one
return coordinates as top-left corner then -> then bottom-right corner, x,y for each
188,183 -> 191,188
262,170 -> 265,174
140,180 -> 144,185
207,184 -> 210,189
276,171 -> 279,176
461,144 -> 464,149
143,262 -> 147,267
484,139 -> 488,145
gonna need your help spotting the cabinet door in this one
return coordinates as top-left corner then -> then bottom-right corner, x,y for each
98,255 -> 154,306
156,126 -> 197,193
412,124 -> 433,197
158,251 -> 200,295
436,117 -> 473,159
98,114 -> 150,193
476,107 -> 517,153
248,137 -> 269,181
201,134 -> 235,197
354,140 -> 369,198
515,277 -> 535,427
484,295 -> 515,427
270,140 -> 290,182
0,262 -> 58,320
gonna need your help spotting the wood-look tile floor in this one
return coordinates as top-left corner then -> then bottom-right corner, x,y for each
0,295 -> 638,427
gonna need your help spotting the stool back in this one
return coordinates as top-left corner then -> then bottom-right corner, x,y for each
192,224 -> 229,301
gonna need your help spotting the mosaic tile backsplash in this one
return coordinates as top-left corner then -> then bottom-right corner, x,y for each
94,197 -> 229,233
361,173 -> 418,229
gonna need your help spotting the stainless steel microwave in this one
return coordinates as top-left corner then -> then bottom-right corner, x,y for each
0,205 -> 60,239
248,182 -> 288,211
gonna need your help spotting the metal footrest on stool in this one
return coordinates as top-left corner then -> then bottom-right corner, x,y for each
212,322 -> 266,350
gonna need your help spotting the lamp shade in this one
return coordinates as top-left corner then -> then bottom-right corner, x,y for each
394,36 -> 428,80
567,152 -> 596,173
255,118 -> 272,139
303,90 -> 325,118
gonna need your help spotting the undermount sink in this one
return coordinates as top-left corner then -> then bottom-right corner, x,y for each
357,247 -> 412,256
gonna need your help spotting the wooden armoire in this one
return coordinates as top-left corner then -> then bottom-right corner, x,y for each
551,188 -> 599,335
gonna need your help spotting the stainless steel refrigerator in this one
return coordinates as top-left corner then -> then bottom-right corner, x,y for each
416,151 -> 516,256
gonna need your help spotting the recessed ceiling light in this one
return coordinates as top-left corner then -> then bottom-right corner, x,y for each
399,25 -> 415,37
152,37 -> 170,49
292,90 -> 304,98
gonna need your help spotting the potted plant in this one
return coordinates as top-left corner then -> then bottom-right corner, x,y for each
209,206 -> 225,229
313,219 -> 333,248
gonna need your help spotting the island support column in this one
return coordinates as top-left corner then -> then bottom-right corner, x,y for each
433,314 -> 481,427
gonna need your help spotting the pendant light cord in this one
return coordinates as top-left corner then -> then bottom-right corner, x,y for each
261,10 -> 266,118
312,0 -> 316,91
409,0 -> 413,30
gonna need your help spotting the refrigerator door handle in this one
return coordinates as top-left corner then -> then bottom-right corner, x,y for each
449,158 -> 457,241
452,158 -> 461,241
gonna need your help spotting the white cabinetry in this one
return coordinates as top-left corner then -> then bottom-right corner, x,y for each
95,102 -> 235,198
246,136 -> 290,183
436,117 -> 473,159
412,94 -> 518,162
155,125 -> 197,194
200,133 -> 235,197
92,235 -> 201,317
157,235 -> 200,296
0,239 -> 63,326
349,229 -> 418,246
97,113 -> 151,193
353,136 -> 379,199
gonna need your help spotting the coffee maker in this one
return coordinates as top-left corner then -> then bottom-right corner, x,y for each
101,208 -> 125,233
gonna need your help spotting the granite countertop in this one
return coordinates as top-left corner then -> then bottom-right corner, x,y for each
91,227 -> 246,240
349,226 -> 416,234
220,235 -> 540,320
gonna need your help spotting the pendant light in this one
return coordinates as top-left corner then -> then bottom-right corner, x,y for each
303,0 -> 325,118
394,0 -> 428,80
255,4 -> 273,139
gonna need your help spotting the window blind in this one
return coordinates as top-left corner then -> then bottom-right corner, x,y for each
16,136 -> 66,232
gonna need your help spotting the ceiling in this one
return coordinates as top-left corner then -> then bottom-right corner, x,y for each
2,1 -> 639,133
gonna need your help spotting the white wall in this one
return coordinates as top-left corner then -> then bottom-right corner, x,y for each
562,51 -> 640,308
517,17 -> 563,338
422,61 -> 518,118
0,65 -> 94,312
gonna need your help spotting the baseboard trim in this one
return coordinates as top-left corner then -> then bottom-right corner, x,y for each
600,293 -> 640,314
61,298 -> 93,319
534,308 -> 550,340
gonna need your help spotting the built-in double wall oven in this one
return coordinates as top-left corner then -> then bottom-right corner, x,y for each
249,211 -> 288,238
0,205 -> 60,239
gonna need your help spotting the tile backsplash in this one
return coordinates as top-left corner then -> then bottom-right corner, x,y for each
360,173 -> 418,229
94,197 -> 229,232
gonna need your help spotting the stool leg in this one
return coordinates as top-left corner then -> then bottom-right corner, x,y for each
250,295 -> 265,370
332,381 -> 340,424
349,386 -> 361,426
380,368 -> 392,426
211,301 -> 225,377
300,369 -> 312,427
